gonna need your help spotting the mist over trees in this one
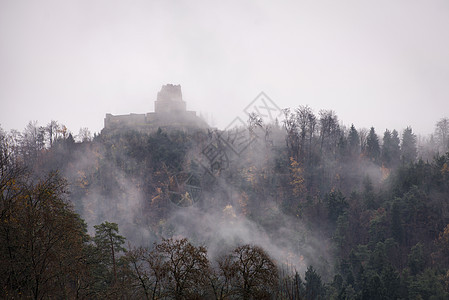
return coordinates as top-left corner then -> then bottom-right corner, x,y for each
1,112 -> 449,299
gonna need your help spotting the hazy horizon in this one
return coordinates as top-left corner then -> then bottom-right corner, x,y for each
1,0 -> 449,135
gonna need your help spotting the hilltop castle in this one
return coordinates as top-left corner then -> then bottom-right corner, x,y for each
103,84 -> 208,132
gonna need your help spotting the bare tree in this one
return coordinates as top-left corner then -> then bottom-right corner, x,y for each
318,110 -> 340,155
359,128 -> 368,155
0,167 -> 88,299
220,244 -> 278,300
283,108 -> 300,160
435,117 -> 449,153
78,127 -> 92,142
296,105 -> 317,162
283,106 -> 317,163
124,246 -> 152,300
46,120 -> 59,147
150,238 -> 210,300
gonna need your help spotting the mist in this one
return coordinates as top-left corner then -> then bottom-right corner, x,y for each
1,0 -> 449,135
2,1 -> 449,297
56,120 -> 333,277
52,110 -> 398,280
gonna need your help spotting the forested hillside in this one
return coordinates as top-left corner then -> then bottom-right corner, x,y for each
1,111 -> 449,299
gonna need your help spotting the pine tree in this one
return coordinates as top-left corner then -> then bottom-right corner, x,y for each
93,221 -> 126,285
366,127 -> 380,163
401,127 -> 417,164
305,265 -> 324,299
391,130 -> 401,167
348,124 -> 360,158
381,129 -> 392,167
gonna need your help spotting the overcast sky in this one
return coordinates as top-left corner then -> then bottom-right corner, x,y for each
1,0 -> 448,136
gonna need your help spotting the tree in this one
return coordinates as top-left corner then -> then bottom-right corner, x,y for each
401,127 -> 417,164
123,246 -> 152,300
408,268 -> 449,299
408,242 -> 425,276
359,128 -> 369,155
366,127 -> 380,163
147,129 -> 187,171
305,265 -> 324,299
0,166 -> 88,299
348,124 -> 360,159
363,176 -> 377,209
381,129 -> 393,167
212,253 -> 236,299
93,221 -> 126,285
222,244 -> 278,300
319,109 -> 340,155
283,106 -> 317,163
391,200 -> 403,244
283,108 -> 301,161
381,264 -> 400,300
296,105 -> 317,162
151,238 -> 210,299
435,117 -> 449,153
290,157 -> 305,199
391,130 -> 401,167
78,127 -> 92,142
20,121 -> 46,163
436,224 -> 449,267
325,190 -> 348,225
46,120 -> 60,147
361,273 -> 384,300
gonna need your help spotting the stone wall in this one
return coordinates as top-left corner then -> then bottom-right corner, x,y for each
104,113 -> 146,129
103,84 -> 208,133
154,84 -> 186,114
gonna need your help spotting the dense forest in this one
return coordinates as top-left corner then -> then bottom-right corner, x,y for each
1,109 -> 449,299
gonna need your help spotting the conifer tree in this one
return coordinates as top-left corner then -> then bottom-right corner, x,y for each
401,127 -> 417,164
348,124 -> 360,158
366,127 -> 380,163
94,221 -> 126,285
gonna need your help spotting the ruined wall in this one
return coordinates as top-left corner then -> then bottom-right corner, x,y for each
104,113 -> 146,129
103,84 -> 208,133
154,84 -> 186,114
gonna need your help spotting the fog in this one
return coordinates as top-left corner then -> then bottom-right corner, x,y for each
63,123 -> 335,276
1,0 -> 449,135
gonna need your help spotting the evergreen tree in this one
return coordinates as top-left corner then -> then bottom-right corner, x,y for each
381,129 -> 392,167
348,124 -> 360,158
401,127 -> 417,164
326,190 -> 348,225
390,130 -> 401,167
366,127 -> 380,163
408,243 -> 425,276
391,200 -> 403,245
363,176 -> 377,209
305,265 -> 324,299
362,274 -> 384,300
408,269 -> 449,299
94,221 -> 126,285
294,271 -> 306,298
381,264 -> 400,300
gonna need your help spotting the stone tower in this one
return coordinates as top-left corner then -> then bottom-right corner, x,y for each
154,84 -> 186,114
103,83 -> 208,132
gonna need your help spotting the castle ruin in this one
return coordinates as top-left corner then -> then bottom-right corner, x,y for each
103,84 -> 208,132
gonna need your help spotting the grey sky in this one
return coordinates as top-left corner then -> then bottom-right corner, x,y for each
1,0 -> 448,135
